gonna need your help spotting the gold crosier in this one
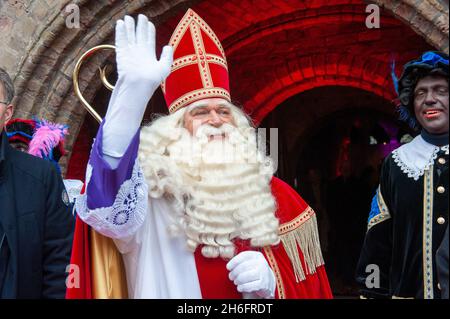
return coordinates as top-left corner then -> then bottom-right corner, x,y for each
73,45 -> 128,298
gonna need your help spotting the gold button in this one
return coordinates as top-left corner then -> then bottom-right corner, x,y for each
438,158 -> 446,165
437,217 -> 445,225
437,186 -> 445,194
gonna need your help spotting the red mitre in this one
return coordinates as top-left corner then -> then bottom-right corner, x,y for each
162,9 -> 231,113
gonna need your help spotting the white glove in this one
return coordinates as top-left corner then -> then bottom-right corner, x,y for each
226,251 -> 276,299
102,14 -> 173,164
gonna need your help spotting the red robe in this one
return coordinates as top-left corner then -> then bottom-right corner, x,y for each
67,177 -> 333,299
66,184 -> 92,299
66,216 -> 92,299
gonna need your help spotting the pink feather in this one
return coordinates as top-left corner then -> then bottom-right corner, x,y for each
28,119 -> 68,158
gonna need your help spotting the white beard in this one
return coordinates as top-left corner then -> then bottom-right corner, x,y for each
139,109 -> 280,259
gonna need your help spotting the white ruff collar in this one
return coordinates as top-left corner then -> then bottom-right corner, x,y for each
392,135 -> 449,181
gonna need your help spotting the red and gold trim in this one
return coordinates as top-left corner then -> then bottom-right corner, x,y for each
190,22 -> 212,89
169,88 -> 231,114
162,9 -> 231,113
169,9 -> 226,58
279,206 -> 315,235
171,54 -> 227,73
263,246 -> 286,299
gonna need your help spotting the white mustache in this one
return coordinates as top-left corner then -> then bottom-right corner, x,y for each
195,123 -> 235,139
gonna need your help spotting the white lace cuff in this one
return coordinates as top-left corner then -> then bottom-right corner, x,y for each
75,160 -> 148,239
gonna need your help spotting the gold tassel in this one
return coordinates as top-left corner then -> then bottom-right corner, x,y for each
279,212 -> 324,283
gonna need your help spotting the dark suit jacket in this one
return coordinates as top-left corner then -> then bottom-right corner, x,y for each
0,131 -> 74,298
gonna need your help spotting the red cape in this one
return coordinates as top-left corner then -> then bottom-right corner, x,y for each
195,177 -> 333,298
66,177 -> 333,299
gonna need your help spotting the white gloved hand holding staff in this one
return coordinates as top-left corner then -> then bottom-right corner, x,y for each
102,14 -> 173,165
226,251 -> 276,299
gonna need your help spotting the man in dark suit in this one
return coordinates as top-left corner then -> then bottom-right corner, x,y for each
0,67 -> 74,298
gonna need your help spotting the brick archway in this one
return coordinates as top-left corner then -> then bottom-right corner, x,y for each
371,0 -> 448,51
7,0 -> 199,173
242,53 -> 397,125
2,0 -> 446,175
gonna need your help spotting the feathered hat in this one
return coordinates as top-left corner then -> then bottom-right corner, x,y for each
28,118 -> 68,173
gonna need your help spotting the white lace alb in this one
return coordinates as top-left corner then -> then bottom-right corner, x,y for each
75,159 -> 148,239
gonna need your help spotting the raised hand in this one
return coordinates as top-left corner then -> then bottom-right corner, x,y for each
115,14 -> 173,95
102,14 -> 173,162
226,251 -> 276,299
